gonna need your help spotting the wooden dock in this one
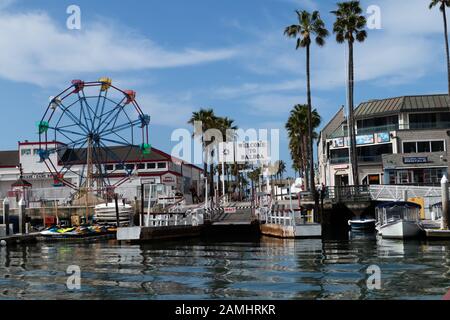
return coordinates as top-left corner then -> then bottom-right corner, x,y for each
0,233 -> 39,245
424,229 -> 450,239
421,220 -> 450,239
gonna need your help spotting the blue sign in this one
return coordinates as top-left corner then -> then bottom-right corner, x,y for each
356,134 -> 374,145
377,132 -> 390,143
403,157 -> 428,164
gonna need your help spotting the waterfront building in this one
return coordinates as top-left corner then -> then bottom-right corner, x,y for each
318,94 -> 450,187
0,141 -> 204,202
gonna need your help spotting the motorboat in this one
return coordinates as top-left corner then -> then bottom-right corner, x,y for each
375,201 -> 423,239
348,218 -> 376,232
94,203 -> 133,226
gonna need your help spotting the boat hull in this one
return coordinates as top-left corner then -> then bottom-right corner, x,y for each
349,219 -> 376,232
378,220 -> 422,239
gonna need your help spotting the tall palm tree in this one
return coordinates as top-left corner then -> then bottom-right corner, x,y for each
188,108 -> 217,199
216,116 -> 238,196
286,105 -> 321,190
332,1 -> 367,186
430,0 -> 450,95
285,10 -> 328,195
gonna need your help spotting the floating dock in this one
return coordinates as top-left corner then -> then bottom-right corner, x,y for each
260,223 -> 322,239
421,220 -> 450,239
117,225 -> 203,242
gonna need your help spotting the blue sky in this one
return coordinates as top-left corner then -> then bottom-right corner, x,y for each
0,0 -> 448,176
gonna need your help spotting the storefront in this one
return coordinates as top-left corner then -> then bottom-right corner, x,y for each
383,154 -> 448,185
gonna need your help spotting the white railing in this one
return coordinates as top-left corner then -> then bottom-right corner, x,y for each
369,185 -> 442,218
266,209 -> 295,227
144,209 -> 204,228
369,185 -> 441,202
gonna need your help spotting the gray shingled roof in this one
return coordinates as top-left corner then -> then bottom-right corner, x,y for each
0,151 -> 19,167
355,94 -> 450,118
321,106 -> 346,137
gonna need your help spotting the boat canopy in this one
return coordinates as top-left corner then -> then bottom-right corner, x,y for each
376,201 -> 421,209
431,202 -> 442,208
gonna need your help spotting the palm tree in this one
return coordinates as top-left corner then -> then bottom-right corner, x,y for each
216,116 -> 238,196
430,0 -> 450,95
285,10 -> 328,196
188,108 -> 217,199
332,1 -> 367,186
248,168 -> 261,198
286,105 -> 321,190
276,160 -> 287,181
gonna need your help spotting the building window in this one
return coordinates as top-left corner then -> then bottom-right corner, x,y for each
398,171 -> 411,184
105,164 -> 114,171
157,162 -> 167,169
33,149 -> 40,155
136,163 -> 145,170
357,143 -> 392,162
404,142 -> 416,153
403,141 -> 445,154
147,163 -> 156,169
431,141 -> 445,152
21,149 -> 31,156
417,141 -> 431,153
424,168 -> 447,184
116,164 -> 124,170
126,164 -> 135,171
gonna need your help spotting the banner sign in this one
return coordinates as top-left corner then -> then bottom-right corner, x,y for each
403,157 -> 428,164
332,138 -> 344,148
376,132 -> 390,143
356,134 -> 374,145
236,141 -> 269,163
218,142 -> 235,164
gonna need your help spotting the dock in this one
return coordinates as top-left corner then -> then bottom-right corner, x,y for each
117,225 -> 203,242
117,208 -> 206,242
203,202 -> 261,237
421,220 -> 450,239
0,233 -> 39,245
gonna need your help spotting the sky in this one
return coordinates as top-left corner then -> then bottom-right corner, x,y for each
0,0 -> 448,176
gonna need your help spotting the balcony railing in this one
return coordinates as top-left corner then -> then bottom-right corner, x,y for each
330,155 -> 382,165
356,124 -> 398,135
408,122 -> 450,130
327,124 -> 398,139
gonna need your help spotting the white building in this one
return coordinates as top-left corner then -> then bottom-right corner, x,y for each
0,141 -> 204,202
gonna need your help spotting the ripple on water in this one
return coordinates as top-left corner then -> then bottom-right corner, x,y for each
0,239 -> 449,300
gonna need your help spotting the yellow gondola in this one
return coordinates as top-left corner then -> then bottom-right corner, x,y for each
99,77 -> 112,91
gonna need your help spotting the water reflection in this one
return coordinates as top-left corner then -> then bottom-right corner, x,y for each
0,238 -> 449,300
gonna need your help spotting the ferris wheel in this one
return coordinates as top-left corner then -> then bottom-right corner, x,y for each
37,78 -> 151,192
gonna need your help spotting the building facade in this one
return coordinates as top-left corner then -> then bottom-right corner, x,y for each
318,94 -> 450,187
0,141 -> 204,202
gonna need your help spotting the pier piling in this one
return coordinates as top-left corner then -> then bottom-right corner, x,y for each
3,197 -> 10,236
18,198 -> 26,234
441,175 -> 449,230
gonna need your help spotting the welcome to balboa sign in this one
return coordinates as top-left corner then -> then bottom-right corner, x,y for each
236,141 -> 269,163
218,141 -> 269,164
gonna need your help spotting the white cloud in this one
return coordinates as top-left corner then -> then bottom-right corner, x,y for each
139,93 -> 195,127
0,10 -> 237,86
227,0 -> 446,93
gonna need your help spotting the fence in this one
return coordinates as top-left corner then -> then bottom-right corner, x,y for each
143,208 -> 204,228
